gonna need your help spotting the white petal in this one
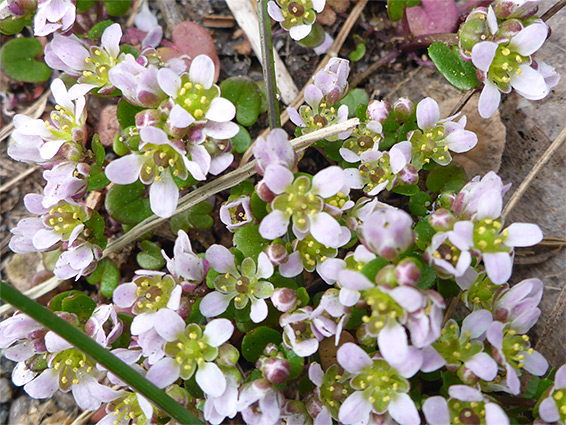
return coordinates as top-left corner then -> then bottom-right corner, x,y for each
289,24 -> 312,41
205,97 -> 236,122
189,55 -> 215,90
105,154 -> 144,184
312,166 -> 344,198
203,319 -> 234,347
508,23 -> 548,56
149,170 -> 179,218
154,309 -> 185,341
196,362 -> 226,397
250,298 -> 268,323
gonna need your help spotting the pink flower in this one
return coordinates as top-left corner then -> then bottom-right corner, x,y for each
219,195 -> 254,231
538,364 -> 566,423
162,230 -> 205,288
33,0 -> 75,36
361,208 -> 414,261
238,379 -> 285,425
252,128 -> 297,175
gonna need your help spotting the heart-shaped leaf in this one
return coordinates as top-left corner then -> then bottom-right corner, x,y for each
105,181 -> 153,225
425,162 -> 468,193
231,125 -> 252,154
0,38 -> 51,82
102,0 -> 131,16
137,240 -> 166,270
233,225 -> 270,259
241,326 -> 282,362
86,258 -> 121,297
428,42 -> 480,91
220,76 -> 262,127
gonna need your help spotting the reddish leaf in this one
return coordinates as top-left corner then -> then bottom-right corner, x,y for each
405,0 -> 459,36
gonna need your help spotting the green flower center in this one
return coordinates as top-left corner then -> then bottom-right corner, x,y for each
272,175 -> 323,231
318,365 -> 351,415
140,144 -> 187,182
295,235 -> 336,271
342,124 -> 382,158
81,47 -> 118,88
488,45 -> 529,90
358,153 -> 396,193
176,75 -> 218,120
410,126 -> 451,167
463,274 -> 496,309
165,324 -> 217,380
45,203 -> 89,239
431,240 -> 463,272
110,393 -> 149,425
473,218 -> 509,253
552,389 -> 566,422
433,321 -> 481,365
133,274 -> 177,314
361,288 -> 403,336
351,359 -> 409,413
300,103 -> 339,131
501,329 -> 532,370
279,0 -> 316,27
51,348 -> 95,390
45,104 -> 82,143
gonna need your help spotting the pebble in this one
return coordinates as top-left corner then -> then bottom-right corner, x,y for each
0,378 -> 12,403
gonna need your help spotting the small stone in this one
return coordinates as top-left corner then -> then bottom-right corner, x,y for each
9,396 -> 43,425
0,378 -> 12,403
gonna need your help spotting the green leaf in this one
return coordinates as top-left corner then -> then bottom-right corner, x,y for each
387,0 -> 420,21
281,344 -> 304,380
414,218 -> 435,250
337,88 -> 370,119
270,273 -> 298,290
0,16 -> 27,35
241,326 -> 282,362
409,191 -> 432,216
76,0 -> 95,13
88,20 -> 114,41
111,313 -> 133,349
102,0 -> 131,16
437,279 -> 460,298
361,258 -> 389,281
428,42 -> 480,91
349,41 -> 366,62
416,263 -> 437,290
0,38 -> 51,83
250,193 -> 268,221
231,125 -> 252,154
86,258 -> 121,297
105,181 -> 153,225
233,225 -> 270,259
55,292 -> 97,322
84,212 -> 106,243
0,281 -> 203,425
91,134 -> 106,166
137,240 -> 166,270
393,184 -> 419,196
220,76 -> 262,126
230,180 -> 254,197
426,162 -> 468,193
296,287 -> 309,306
87,171 -> 111,191
117,98 -> 145,129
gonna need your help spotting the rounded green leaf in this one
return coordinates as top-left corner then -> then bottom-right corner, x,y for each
409,191 -> 432,217
219,76 -> 262,126
105,181 -> 153,225
233,225 -> 270,259
0,38 -> 51,82
102,0 -> 131,16
137,240 -> 166,270
88,20 -> 114,41
231,125 -> 252,154
241,326 -> 282,362
337,88 -> 370,119
117,98 -> 145,129
425,162 -> 467,193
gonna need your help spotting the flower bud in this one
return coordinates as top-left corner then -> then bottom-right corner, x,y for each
135,108 -> 161,129
376,264 -> 397,287
458,8 -> 491,60
265,243 -> 289,265
260,357 -> 291,383
497,19 -> 524,38
429,208 -> 455,231
457,364 -> 480,386
435,192 -> 456,210
166,385 -> 190,407
395,258 -> 422,286
263,343 -> 280,357
398,164 -> 419,186
60,141 -> 83,162
271,288 -> 298,312
493,0 -> 539,19
366,100 -> 391,123
216,343 -> 240,367
393,97 -> 415,122
256,180 -> 276,203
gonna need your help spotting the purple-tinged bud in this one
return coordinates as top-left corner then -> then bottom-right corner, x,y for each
59,141 -> 83,162
265,243 -> 289,265
435,192 -> 456,210
398,164 -> 419,186
393,97 -> 415,122
166,385 -> 190,407
259,357 -> 291,383
497,19 -> 524,38
395,258 -> 421,286
366,100 -> 391,124
376,265 -> 397,287
263,343 -> 279,357
7,0 -> 36,16
457,364 -> 480,386
356,323 -> 376,347
135,109 -> 162,129
429,208 -> 455,231
271,288 -> 298,312
216,343 -> 240,367
256,180 -> 276,203
493,0 -> 539,19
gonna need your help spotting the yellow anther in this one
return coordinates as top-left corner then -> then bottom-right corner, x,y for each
61,377 -> 68,383
501,76 -> 511,83
383,395 -> 390,402
554,391 -> 564,400
184,82 -> 192,90
83,70 -> 93,77
189,332 -> 198,340
94,49 -> 102,55
179,88 -> 187,96
501,62 -> 509,70
73,378 -> 79,385
478,226 -> 486,235
515,55 -> 523,63
477,240 -> 488,249
200,96 -> 208,104
194,109 -> 204,119
453,351 -> 461,358
522,334 -> 529,341
501,48 -> 511,56
184,98 -> 192,107
515,68 -> 522,75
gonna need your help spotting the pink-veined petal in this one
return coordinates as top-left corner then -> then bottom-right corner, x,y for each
203,319 -> 234,347
105,154 -> 144,185
196,362 -> 226,397
189,55 -> 215,90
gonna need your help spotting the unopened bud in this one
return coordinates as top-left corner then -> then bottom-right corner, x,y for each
366,100 -> 391,124
375,265 -> 397,287
256,180 -> 276,203
135,108 -> 161,129
259,357 -> 291,384
398,164 -> 419,186
429,208 -> 455,231
497,19 -> 524,39
271,288 -> 298,312
435,192 -> 456,210
216,343 -> 240,367
457,364 -> 480,385
60,142 -> 83,162
263,343 -> 279,357
393,97 -> 415,122
165,385 -> 190,407
395,258 -> 421,286
265,243 -> 289,265
458,8 -> 491,60
493,0 -> 539,19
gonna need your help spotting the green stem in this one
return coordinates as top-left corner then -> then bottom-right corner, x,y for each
258,0 -> 281,129
0,281 -> 202,425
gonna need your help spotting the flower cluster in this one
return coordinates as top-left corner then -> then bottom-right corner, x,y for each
458,0 -> 560,118
2,3 -> 563,425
